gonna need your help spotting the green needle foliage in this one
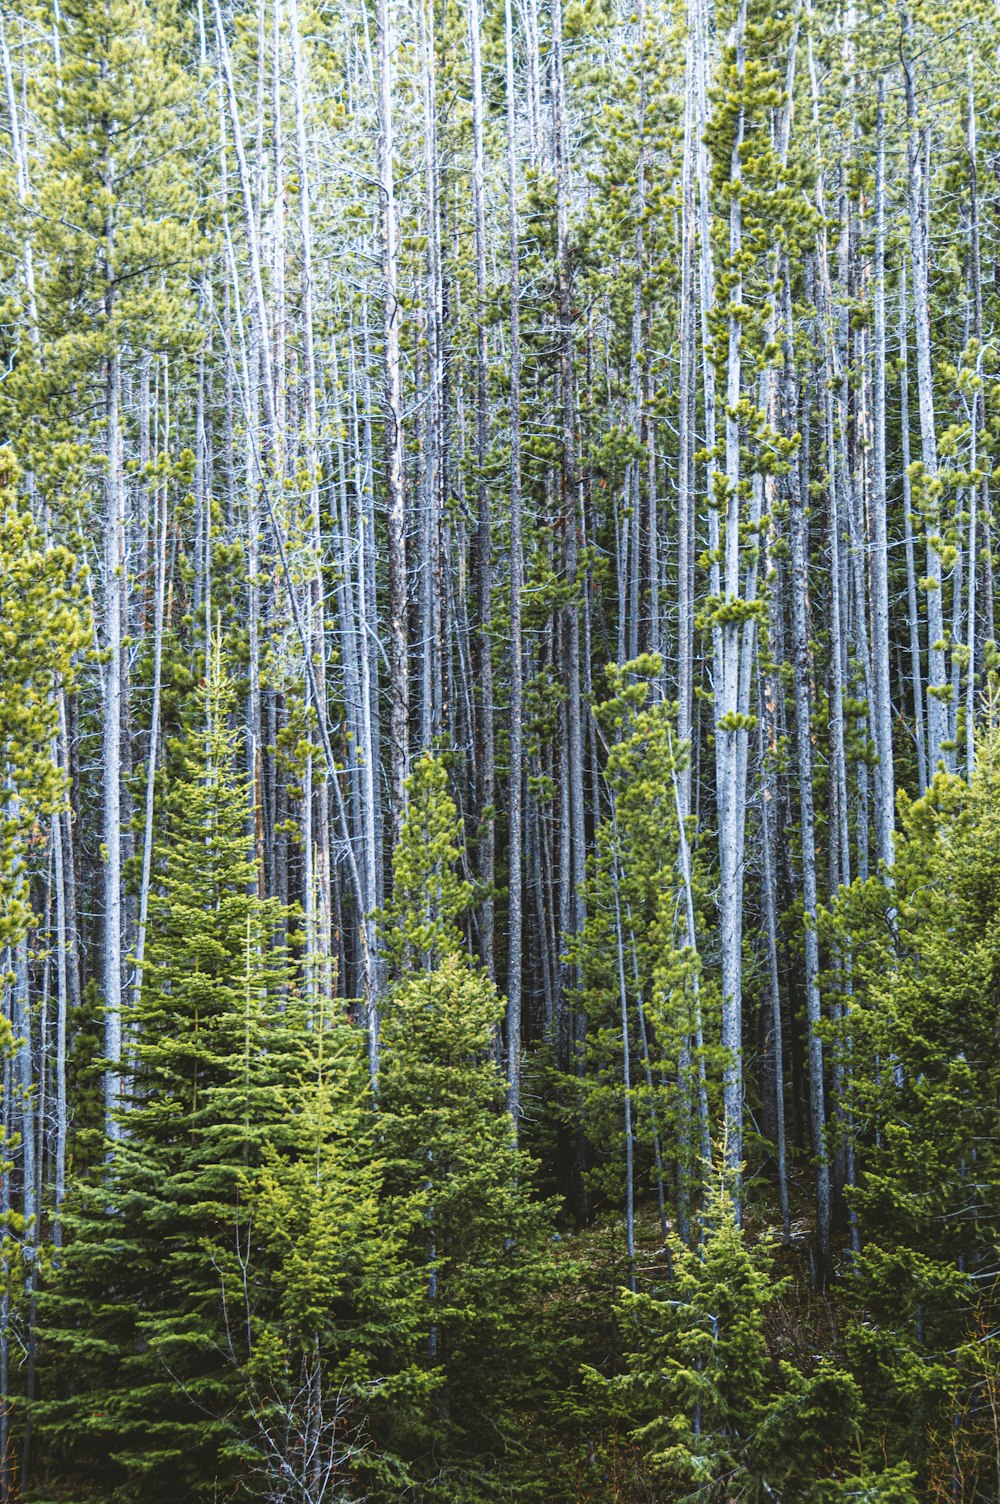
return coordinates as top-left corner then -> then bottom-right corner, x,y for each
0,447 -> 88,947
221,1018 -> 427,1503
607,1170 -> 916,1503
827,709 -> 1000,1496
377,754 -> 558,1500
32,662 -> 307,1502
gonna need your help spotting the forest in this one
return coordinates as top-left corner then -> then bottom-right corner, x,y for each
0,0 -> 998,1495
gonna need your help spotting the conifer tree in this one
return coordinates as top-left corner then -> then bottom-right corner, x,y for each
608,1171 -> 916,1503
0,446 -> 87,1490
220,1018 -> 425,1504
829,713 -> 1000,1492
377,754 -> 555,1497
573,656 -> 711,1258
31,661 -> 305,1501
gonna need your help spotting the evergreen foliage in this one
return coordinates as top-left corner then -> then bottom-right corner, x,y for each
0,448 -> 87,944
377,754 -> 557,1499
32,667 -> 305,1501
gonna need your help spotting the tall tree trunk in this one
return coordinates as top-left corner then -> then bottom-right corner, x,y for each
790,380 -> 832,1277
505,0 -> 525,1126
468,0 -> 495,981
899,262 -> 928,793
901,7 -> 948,773
676,17 -> 697,812
551,0 -> 588,1221
102,346 -> 125,1139
290,0 -> 332,994
717,0 -> 749,1184
375,0 -> 409,853
871,82 -> 894,870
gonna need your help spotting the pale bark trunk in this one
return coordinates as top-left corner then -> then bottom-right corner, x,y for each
290,0 -> 332,993
51,807 -> 68,1248
504,0 -> 525,1126
901,7 -> 948,772
610,808 -> 636,1291
552,0 -> 587,1220
717,0 -> 748,1182
102,348 -> 125,1139
676,20 -> 697,812
967,72 -> 987,774
899,263 -> 928,792
790,392 -> 831,1275
468,0 -> 495,980
871,83 -> 895,870
132,459 -> 167,1014
375,0 -> 409,853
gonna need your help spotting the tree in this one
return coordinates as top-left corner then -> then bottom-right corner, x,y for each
218,1020 -> 425,1504
572,656 -> 710,1265
607,1169 -> 916,1503
32,662 -> 306,1501
0,446 -> 87,1490
377,755 -> 556,1497
831,710 -> 1000,1494
1,0 -> 203,1140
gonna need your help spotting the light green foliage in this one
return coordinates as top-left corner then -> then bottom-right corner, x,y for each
0,448 -> 88,945
377,754 -> 557,1498
33,665 -> 306,1502
223,1020 -> 427,1502
381,753 -> 473,974
572,657 -> 713,1211
0,0 -> 202,507
607,1172 -> 903,1502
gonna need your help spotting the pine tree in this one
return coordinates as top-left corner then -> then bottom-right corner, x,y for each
0,444 -> 88,1488
572,656 -> 711,1260
31,662 -> 305,1501
607,1170 -> 916,1503
376,754 -> 556,1498
829,710 -> 1000,1494
220,1017 -> 426,1504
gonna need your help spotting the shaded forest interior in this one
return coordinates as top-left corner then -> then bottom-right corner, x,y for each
0,0 -> 999,1497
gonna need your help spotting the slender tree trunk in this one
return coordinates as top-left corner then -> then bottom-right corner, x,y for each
758,688 -> 790,1242
676,19 -> 697,809
133,465 -> 167,1015
790,394 -> 831,1277
505,0 -> 525,1126
51,805 -> 68,1248
899,262 -> 928,792
901,6 -> 948,772
717,0 -> 749,1183
468,0 -> 495,980
290,0 -> 332,993
551,0 -> 588,1221
102,347 -> 125,1139
871,83 -> 895,870
375,0 -> 409,853
610,811 -> 636,1292
967,70 -> 988,772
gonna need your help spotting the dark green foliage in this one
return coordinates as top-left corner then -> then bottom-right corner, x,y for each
606,1174 -> 915,1503
827,726 -> 1000,1496
32,668 -> 307,1501
375,754 -> 558,1499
